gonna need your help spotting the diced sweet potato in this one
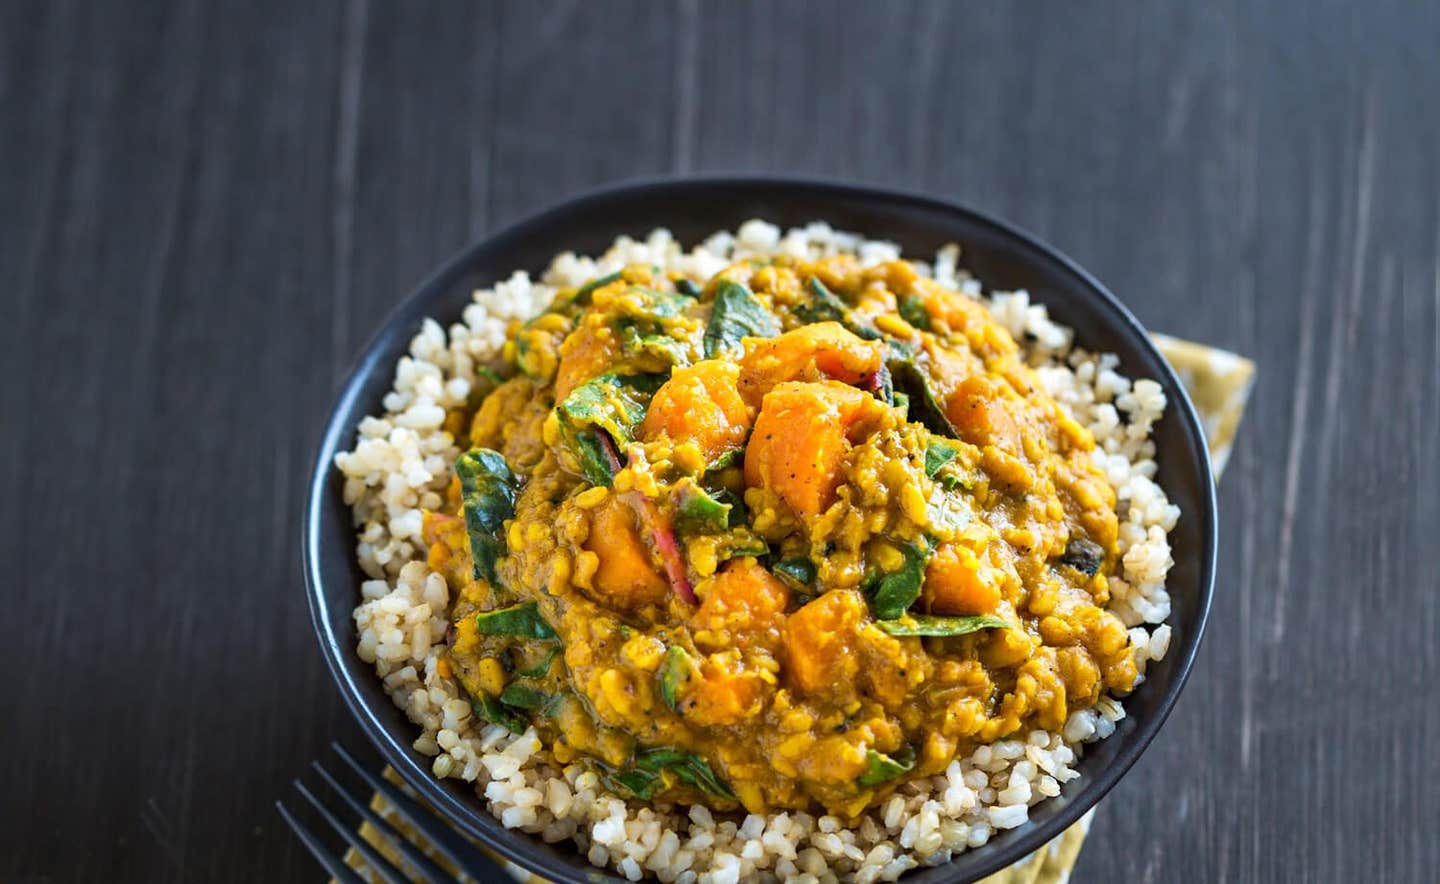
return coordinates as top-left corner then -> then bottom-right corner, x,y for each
685,654 -> 769,727
738,322 -> 883,405
554,322 -> 617,400
744,381 -> 884,518
584,496 -> 668,610
922,542 -> 1002,615
640,360 -> 754,462
945,375 -> 1022,453
784,589 -> 865,695
693,557 -> 790,646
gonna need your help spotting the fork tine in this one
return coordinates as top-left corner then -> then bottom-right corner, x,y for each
313,760 -> 456,884
275,799 -> 369,884
331,744 -> 500,876
294,779 -> 412,884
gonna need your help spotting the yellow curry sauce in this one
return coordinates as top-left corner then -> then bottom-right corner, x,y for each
425,256 -> 1136,819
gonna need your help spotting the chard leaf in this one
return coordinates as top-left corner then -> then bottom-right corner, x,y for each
675,278 -> 702,298
869,540 -> 933,620
892,391 -> 911,417
455,448 -> 518,585
658,646 -> 690,712
716,531 -> 768,561
899,294 -> 932,330
569,271 -> 621,307
707,447 -> 743,471
605,767 -> 660,800
714,487 -> 747,527
796,276 -> 849,324
888,358 -> 957,438
772,557 -> 817,589
673,480 -> 731,534
857,746 -> 916,787
800,277 -> 883,340
924,439 -> 961,477
518,645 -> 562,678
555,373 -> 664,486
498,683 -> 548,710
617,324 -> 689,367
556,372 -> 664,447
704,280 -> 780,358
1059,538 -> 1105,576
874,614 -> 1010,637
634,748 -> 736,800
472,694 -> 527,735
474,601 -> 558,640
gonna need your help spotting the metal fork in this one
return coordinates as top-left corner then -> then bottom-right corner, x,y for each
276,744 -> 504,883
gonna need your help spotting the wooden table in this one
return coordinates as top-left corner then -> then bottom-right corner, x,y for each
4,2 -> 1435,881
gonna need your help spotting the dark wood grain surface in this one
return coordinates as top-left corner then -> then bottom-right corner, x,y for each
4,2 -> 1436,881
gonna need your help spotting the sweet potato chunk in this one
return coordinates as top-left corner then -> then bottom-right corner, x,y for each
584,496 -> 667,610
554,323 -> 617,400
744,381 -> 883,518
922,542 -> 1002,615
738,322 -> 883,405
640,360 -> 754,462
945,375 -> 1022,453
685,654 -> 769,727
693,557 -> 790,648
784,589 -> 865,695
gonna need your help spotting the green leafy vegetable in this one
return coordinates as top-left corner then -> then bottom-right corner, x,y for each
703,280 -> 780,358
673,479 -> 732,534
474,600 -> 558,640
707,447 -> 743,471
603,767 -> 662,800
857,746 -> 916,787
795,276 -> 848,324
658,646 -> 690,712
772,557 -> 817,589
555,373 -> 665,486
892,391 -> 911,417
475,365 -> 505,386
714,487 -> 748,527
716,531 -> 768,561
924,439 -> 961,477
498,683 -> 548,710
618,325 -> 689,367
888,358 -> 957,438
556,373 -> 664,447
455,448 -> 518,585
869,540 -> 933,620
518,645 -> 562,678
1059,538 -> 1105,576
568,271 -> 621,307
598,747 -> 735,801
472,694 -> 527,735
634,748 -> 736,800
898,294 -> 932,330
675,278 -> 702,298
874,613 -> 1011,637
798,277 -> 883,340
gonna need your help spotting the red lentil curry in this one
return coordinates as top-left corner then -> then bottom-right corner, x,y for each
426,256 -> 1136,819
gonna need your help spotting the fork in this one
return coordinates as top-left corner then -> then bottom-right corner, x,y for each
276,744 -> 505,883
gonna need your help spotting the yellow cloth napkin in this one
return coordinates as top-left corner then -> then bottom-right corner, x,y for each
341,335 -> 1254,884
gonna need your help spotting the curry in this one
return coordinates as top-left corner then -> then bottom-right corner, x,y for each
425,256 -> 1137,819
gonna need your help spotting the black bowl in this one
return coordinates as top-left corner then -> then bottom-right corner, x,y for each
304,176 -> 1217,883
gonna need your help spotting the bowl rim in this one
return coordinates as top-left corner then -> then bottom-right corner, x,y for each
304,173 -> 1217,883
